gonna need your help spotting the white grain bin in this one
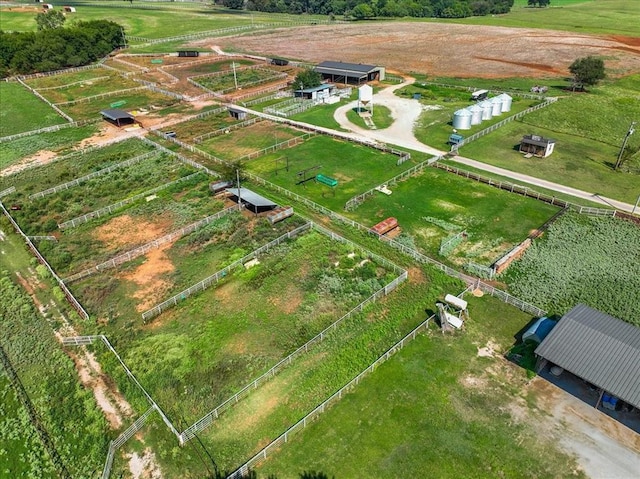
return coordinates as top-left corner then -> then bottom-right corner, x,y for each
452,109 -> 472,130
467,104 -> 483,125
479,100 -> 493,120
490,96 -> 503,116
498,93 -> 512,112
358,84 -> 373,104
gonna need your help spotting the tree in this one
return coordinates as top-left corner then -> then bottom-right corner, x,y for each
222,0 -> 245,8
292,68 -> 322,91
350,2 -> 374,18
35,10 -> 66,31
569,56 -> 606,91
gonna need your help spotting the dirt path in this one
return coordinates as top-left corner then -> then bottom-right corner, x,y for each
530,378 -> 640,479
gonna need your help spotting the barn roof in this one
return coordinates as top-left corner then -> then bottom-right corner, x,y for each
295,83 -> 334,93
315,61 -> 379,76
226,188 -> 276,208
535,304 -> 640,408
521,134 -> 554,147
100,109 -> 134,121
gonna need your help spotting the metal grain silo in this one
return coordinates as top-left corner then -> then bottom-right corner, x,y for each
452,109 -> 472,130
490,96 -> 503,116
467,104 -> 483,125
479,100 -> 493,120
498,93 -> 512,112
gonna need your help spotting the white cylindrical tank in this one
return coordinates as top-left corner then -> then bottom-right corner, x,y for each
490,96 -> 503,116
479,100 -> 493,120
358,84 -> 373,104
498,93 -> 512,112
452,109 -> 472,130
467,105 -> 483,125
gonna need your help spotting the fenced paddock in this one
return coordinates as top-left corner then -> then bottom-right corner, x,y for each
189,67 -> 288,96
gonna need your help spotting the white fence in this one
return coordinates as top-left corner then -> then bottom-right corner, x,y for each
454,98 -> 558,149
0,201 -> 89,319
193,117 -> 263,143
345,155 -> 443,210
0,186 -> 16,198
235,133 -> 315,162
29,151 -> 159,200
264,98 -> 315,117
141,223 -> 313,321
36,75 -> 111,91
16,77 -> 74,122
0,118 -> 100,144
63,205 -> 241,283
230,82 -> 289,102
53,86 -> 148,107
58,172 -> 203,230
140,137 -> 221,177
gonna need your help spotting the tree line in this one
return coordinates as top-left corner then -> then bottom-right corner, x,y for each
222,0 -> 514,18
0,20 -> 124,78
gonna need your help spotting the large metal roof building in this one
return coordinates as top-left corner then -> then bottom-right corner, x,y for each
226,188 -> 277,214
535,304 -> 640,409
314,61 -> 385,84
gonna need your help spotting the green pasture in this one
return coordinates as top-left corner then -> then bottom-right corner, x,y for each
504,212 -> 640,325
197,121 -> 301,161
160,110 -> 241,141
73,211 -> 308,325
175,58 -> 256,78
288,101 -> 350,131
193,67 -> 283,94
59,89 -> 179,121
0,125 -> 97,172
257,294 -> 581,479
243,135 -> 420,211
399,83 -> 539,149
132,262 -> 463,477
90,230 -> 400,437
438,0 -> 639,36
17,176 -> 221,276
424,76 -> 566,96
346,104 -> 394,130
461,120 -> 638,204
0,3 -> 318,37
0,376 -> 58,478
350,167 -> 559,266
0,226 -> 110,478
23,68 -> 111,90
0,82 -> 66,137
0,137 -> 153,193
34,74 -> 140,105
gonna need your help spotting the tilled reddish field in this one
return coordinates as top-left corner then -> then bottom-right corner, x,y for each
207,22 -> 640,78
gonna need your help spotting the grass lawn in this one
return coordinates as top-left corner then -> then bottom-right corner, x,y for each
349,167 -> 560,266
0,82 -> 67,137
243,135 -> 422,211
257,294 -> 582,479
461,120 -> 638,204
401,83 -> 539,150
346,104 -> 394,130
438,0 -> 639,36
133,263 -> 463,477
34,74 -> 140,105
60,90 -> 179,121
0,125 -> 98,172
289,102 -> 348,130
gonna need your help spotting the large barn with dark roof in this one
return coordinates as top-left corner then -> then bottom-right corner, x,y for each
314,61 -> 385,85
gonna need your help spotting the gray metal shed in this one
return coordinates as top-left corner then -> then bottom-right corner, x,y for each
535,304 -> 640,409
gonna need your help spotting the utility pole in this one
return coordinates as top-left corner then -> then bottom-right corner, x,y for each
615,121 -> 636,171
232,61 -> 238,90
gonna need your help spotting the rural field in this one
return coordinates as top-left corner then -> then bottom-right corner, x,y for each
1,0 -> 639,478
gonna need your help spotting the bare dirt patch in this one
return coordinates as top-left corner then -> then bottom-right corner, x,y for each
210,23 -> 640,78
128,448 -> 163,479
268,285 -> 303,314
0,150 -> 57,178
94,215 -> 173,250
121,243 -> 176,312
407,266 -> 426,284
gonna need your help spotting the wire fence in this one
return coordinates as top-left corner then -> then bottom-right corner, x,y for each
234,133 -> 315,162
141,223 -> 313,321
345,155 -> 443,210
63,205 -> 241,283
53,86 -> 148,106
179,222 -> 407,443
228,299 -> 455,478
0,201 -> 89,319
193,117 -> 263,143
454,98 -> 558,149
58,171 -> 203,230
0,118 -> 100,144
29,151 -> 159,200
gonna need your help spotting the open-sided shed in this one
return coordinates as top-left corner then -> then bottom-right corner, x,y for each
535,304 -> 640,411
100,109 -> 136,127
520,134 -> 555,158
314,61 -> 385,85
226,187 -> 277,214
